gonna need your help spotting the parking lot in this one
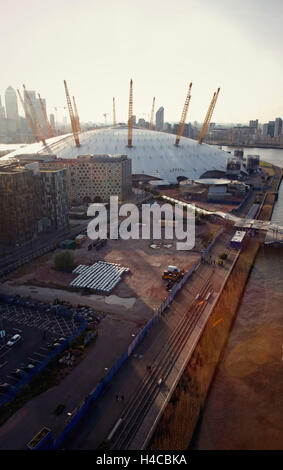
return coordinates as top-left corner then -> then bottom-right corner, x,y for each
0,302 -> 104,396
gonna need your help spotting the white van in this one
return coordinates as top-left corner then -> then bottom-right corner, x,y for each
7,334 -> 22,347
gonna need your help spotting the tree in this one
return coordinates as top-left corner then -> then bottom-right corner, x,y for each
54,250 -> 74,273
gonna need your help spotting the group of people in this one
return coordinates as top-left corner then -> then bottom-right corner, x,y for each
115,394 -> 124,402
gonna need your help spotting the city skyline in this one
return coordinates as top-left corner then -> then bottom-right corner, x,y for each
0,83 -> 282,129
0,0 -> 282,124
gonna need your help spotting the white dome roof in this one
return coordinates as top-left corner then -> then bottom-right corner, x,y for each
4,126 -> 229,183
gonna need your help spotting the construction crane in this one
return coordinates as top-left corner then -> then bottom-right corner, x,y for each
63,80 -> 80,147
17,89 -> 39,142
198,87 -> 220,144
149,97 -> 155,130
113,97 -> 116,127
23,85 -> 46,146
38,93 -> 53,138
175,83 -> 192,146
128,79 -> 133,147
72,96 -> 81,133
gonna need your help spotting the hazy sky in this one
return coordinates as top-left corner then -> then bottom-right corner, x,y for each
1,0 -> 282,124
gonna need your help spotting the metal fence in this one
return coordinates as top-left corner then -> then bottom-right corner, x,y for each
0,295 -> 87,407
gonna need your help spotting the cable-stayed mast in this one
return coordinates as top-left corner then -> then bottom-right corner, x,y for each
72,96 -> 81,133
63,80 -> 80,147
199,88 -> 220,144
175,83 -> 192,146
38,93 -> 53,138
17,88 -> 38,142
149,97 -> 155,130
23,85 -> 46,145
127,79 -> 133,147
113,97 -> 116,127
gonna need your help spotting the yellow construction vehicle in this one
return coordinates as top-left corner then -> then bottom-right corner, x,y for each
162,272 -> 180,281
162,266 -> 184,281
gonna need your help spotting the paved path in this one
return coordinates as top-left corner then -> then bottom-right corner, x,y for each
0,315 -> 138,450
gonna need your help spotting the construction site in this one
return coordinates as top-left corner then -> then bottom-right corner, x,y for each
0,76 -> 282,452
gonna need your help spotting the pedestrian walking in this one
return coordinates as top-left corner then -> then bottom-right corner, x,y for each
115,394 -> 119,401
121,395 -> 124,402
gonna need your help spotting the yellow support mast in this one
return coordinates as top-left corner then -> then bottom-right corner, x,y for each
17,88 -> 39,142
149,97 -> 155,130
175,83 -> 192,146
38,93 -> 53,138
199,88 -> 220,144
113,97 -> 116,127
23,85 -> 46,145
63,80 -> 80,147
127,79 -> 133,147
72,95 -> 81,133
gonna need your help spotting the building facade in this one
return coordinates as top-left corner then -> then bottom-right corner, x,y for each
39,169 -> 69,231
5,86 -> 19,121
0,161 -> 69,246
274,118 -> 282,138
24,89 -> 48,136
0,96 -> 5,119
40,154 -> 132,204
155,107 -> 164,131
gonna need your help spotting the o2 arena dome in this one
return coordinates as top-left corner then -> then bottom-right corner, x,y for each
4,126 -> 229,183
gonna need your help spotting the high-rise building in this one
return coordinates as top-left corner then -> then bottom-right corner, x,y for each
24,90 -> 47,133
267,121 -> 275,137
5,86 -> 19,120
274,118 -> 282,138
132,115 -> 136,126
50,113 -> 55,133
0,160 -> 69,245
262,122 -> 275,138
0,96 -> 5,118
262,123 -> 268,136
249,119 -> 258,130
155,107 -> 164,131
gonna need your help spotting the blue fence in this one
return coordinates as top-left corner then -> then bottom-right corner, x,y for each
46,227 -> 225,450
0,295 -> 87,407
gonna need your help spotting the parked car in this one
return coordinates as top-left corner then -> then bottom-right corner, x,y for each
54,337 -> 66,343
7,334 -> 22,347
0,383 -> 12,393
11,369 -> 27,379
20,363 -> 35,373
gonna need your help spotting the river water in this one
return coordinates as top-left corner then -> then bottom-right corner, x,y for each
194,147 -> 283,450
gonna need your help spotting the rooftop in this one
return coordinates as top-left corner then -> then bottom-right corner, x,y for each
3,126 -> 230,183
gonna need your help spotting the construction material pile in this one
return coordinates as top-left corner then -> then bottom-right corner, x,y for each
70,261 -> 130,295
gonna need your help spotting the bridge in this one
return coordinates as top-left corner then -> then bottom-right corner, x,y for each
161,195 -> 283,246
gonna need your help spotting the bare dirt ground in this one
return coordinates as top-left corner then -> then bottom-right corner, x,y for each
3,222 -> 220,325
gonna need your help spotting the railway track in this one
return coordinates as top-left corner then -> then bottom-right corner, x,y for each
111,274 -> 214,450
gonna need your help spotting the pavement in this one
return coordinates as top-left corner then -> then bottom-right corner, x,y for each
0,314 -> 139,450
